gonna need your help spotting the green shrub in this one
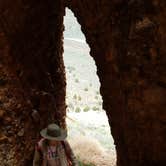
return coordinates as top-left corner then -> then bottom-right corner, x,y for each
67,103 -> 74,109
75,78 -> 79,83
92,106 -> 100,111
83,106 -> 90,112
98,101 -> 102,105
84,88 -> 88,91
95,96 -> 98,100
67,66 -> 75,71
78,161 -> 94,166
78,96 -> 82,101
73,94 -> 77,100
75,107 -> 81,113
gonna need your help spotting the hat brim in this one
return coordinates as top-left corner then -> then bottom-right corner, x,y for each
40,128 -> 67,141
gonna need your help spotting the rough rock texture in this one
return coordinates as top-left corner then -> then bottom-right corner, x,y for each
66,0 -> 166,166
0,0 -> 166,166
0,0 -> 66,165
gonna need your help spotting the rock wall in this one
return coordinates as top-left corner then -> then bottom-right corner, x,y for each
66,0 -> 166,166
0,0 -> 65,165
0,0 -> 166,166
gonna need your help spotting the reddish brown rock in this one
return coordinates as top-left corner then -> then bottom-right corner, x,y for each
0,0 -> 166,166
0,110 -> 5,118
0,134 -> 8,143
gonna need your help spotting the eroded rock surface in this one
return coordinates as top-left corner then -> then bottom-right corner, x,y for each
0,0 -> 166,166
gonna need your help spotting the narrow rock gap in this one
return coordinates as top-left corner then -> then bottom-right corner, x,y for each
63,8 -> 116,166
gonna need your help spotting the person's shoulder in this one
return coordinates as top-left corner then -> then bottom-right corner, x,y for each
61,139 -> 69,145
61,139 -> 72,150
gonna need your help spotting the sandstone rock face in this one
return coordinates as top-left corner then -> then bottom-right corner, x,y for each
0,0 -> 166,166
67,0 -> 166,165
0,0 -> 66,165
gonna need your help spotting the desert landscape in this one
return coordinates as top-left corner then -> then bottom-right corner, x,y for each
63,8 -> 116,165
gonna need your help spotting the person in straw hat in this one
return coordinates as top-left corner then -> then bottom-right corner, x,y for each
33,123 -> 78,166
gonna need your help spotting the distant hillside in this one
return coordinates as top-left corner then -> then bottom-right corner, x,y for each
64,8 -> 85,40
63,9 -> 115,153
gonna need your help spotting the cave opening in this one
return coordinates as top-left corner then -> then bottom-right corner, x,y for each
63,8 -> 116,165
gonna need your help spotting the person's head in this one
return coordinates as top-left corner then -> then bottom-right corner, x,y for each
40,123 -> 67,145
